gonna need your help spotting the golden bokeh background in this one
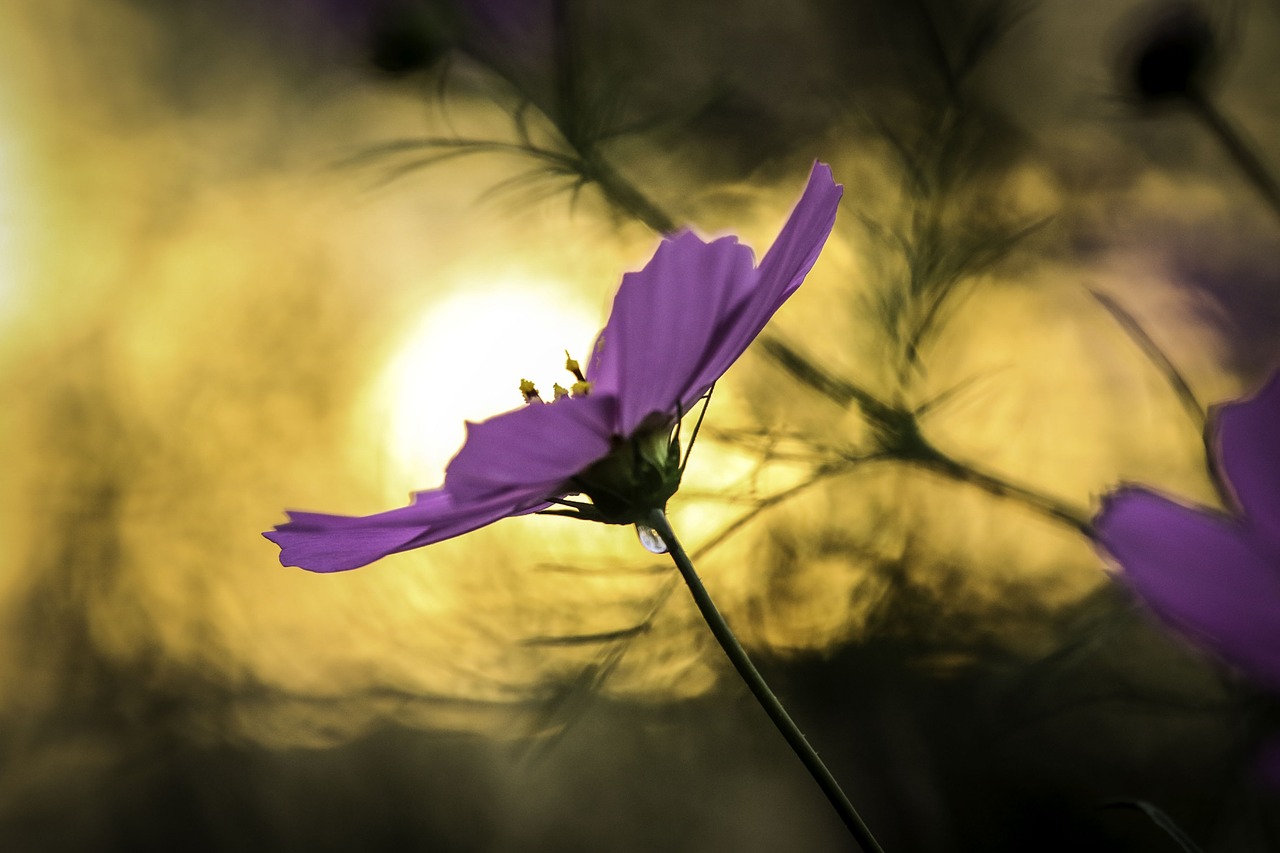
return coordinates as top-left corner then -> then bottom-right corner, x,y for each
1,0 -> 1276,850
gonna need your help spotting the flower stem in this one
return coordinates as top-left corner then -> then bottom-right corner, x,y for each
1187,87 -> 1280,226
645,508 -> 886,853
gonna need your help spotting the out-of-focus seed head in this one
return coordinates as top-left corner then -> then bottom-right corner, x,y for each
369,4 -> 453,76
1118,2 -> 1221,105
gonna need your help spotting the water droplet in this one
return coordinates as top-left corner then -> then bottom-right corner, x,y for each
635,523 -> 668,554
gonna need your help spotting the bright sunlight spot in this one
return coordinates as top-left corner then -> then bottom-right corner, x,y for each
371,278 -> 602,493
0,110 -> 17,328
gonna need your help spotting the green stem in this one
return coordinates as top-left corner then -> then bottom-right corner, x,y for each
645,508 -> 886,853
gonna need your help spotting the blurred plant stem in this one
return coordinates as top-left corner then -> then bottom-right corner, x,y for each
590,165 -> 1096,537
1102,800 -> 1206,853
1088,292 -> 1205,428
1185,86 -> 1280,226
578,146 -> 676,233
645,508 -> 887,853
352,0 -> 677,233
370,3 -> 1120,549
761,337 -> 1096,536
568,137 -> 1095,538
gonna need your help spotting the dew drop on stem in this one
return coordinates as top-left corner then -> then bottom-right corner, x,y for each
635,523 -> 668,554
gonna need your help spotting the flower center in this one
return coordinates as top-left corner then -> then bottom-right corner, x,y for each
519,351 -> 592,404
520,350 -> 685,534
572,426 -> 682,526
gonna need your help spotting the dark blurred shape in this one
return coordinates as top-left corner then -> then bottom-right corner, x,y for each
1115,3 -> 1280,226
1118,2 -> 1221,105
369,3 -> 454,76
667,90 -> 804,183
1103,800 -> 1207,852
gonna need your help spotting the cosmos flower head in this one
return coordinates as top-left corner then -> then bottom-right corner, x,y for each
266,162 -> 843,572
1094,370 -> 1280,693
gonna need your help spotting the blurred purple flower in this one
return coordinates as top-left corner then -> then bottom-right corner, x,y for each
1095,370 -> 1280,691
266,163 -> 842,572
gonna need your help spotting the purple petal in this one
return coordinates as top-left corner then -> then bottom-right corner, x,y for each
587,232 -> 758,435
686,162 -> 843,397
1213,370 -> 1280,545
586,162 -> 842,436
444,393 -> 617,500
1095,487 -> 1280,691
265,488 -> 548,573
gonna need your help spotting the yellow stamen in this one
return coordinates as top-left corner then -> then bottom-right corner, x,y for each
570,380 -> 592,397
519,378 -> 542,403
564,351 -> 586,383
553,383 -> 569,400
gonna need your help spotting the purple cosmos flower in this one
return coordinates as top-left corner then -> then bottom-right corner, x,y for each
1094,369 -> 1280,692
266,162 -> 842,572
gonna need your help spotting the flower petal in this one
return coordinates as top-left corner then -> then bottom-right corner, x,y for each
444,392 -> 617,500
265,164 -> 843,571
586,162 -> 842,436
1095,486 -> 1280,691
265,488 -> 547,573
686,161 -> 843,397
393,489 -> 551,552
586,231 -> 758,435
1214,370 -> 1280,545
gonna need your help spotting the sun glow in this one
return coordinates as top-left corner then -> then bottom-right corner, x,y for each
370,278 -> 602,494
0,110 -> 18,331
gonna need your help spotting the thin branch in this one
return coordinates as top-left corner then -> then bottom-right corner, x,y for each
759,336 -> 899,422
913,367 -> 1010,420
332,137 -> 575,171
908,442 -> 1096,536
1188,88 -> 1280,225
689,461 -> 867,560
904,213 -> 1055,367
522,624 -> 651,647
1090,290 -> 1206,427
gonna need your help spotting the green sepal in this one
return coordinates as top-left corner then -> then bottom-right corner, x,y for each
572,425 -> 682,524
